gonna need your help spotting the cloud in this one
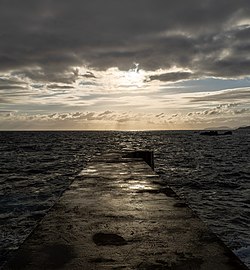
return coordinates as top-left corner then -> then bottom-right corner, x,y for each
1,1 -> 250,130
0,111 -> 149,130
0,0 -> 250,79
187,103 -> 249,119
82,71 -> 97,78
1,102 -> 250,130
47,84 -> 74,89
190,88 -> 250,103
0,85 -> 26,90
0,97 -> 10,103
146,71 -> 193,82
0,77 -> 25,85
233,108 -> 250,114
11,67 -> 79,84
155,113 -> 165,118
187,103 -> 239,116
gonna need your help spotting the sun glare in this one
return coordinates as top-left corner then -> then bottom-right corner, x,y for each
122,63 -> 145,88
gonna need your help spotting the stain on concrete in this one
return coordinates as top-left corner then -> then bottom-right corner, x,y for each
89,257 -> 115,263
40,244 -> 76,269
103,214 -> 135,220
138,257 -> 204,270
137,262 -> 167,270
169,257 -> 204,270
7,249 -> 31,270
92,233 -> 127,246
7,244 -> 75,269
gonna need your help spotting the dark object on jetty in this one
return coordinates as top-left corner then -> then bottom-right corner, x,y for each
200,130 -> 233,136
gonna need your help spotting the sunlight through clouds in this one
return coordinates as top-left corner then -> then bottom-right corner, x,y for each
1,1 -> 250,129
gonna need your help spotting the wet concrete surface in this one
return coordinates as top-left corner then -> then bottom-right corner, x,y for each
3,152 -> 249,269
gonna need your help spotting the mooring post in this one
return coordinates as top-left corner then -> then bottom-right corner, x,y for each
123,150 -> 154,170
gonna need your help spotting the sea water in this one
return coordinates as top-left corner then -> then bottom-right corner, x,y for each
0,130 -> 250,268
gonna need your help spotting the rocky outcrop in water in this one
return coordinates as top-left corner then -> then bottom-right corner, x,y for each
200,130 -> 232,136
238,126 -> 250,130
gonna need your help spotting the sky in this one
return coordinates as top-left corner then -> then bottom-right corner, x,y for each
0,0 -> 250,130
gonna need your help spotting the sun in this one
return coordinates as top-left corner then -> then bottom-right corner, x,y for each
122,63 -> 145,88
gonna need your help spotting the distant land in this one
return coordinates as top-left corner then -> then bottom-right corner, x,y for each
237,126 -> 250,130
204,126 -> 232,130
204,126 -> 250,131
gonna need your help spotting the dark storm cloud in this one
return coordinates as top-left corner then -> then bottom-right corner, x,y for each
0,85 -> 26,90
0,78 -> 25,85
82,72 -> 97,79
47,84 -> 74,89
11,67 -> 79,84
147,72 -> 194,82
0,0 -> 250,79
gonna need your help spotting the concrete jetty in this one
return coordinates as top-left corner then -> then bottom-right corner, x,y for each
4,151 -> 248,269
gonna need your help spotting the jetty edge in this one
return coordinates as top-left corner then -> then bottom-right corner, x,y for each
3,151 -> 249,269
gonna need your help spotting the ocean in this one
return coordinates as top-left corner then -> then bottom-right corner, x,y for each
0,130 -> 250,268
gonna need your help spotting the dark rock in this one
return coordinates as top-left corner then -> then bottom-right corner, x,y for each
223,130 -> 232,135
200,130 -> 233,136
200,131 -> 219,136
238,126 -> 250,130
